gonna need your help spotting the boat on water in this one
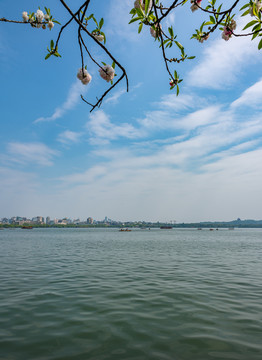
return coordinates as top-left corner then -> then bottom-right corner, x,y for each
21,226 -> 33,229
119,228 -> 131,232
160,226 -> 173,229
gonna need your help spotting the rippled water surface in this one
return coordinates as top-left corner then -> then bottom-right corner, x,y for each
0,227 -> 262,360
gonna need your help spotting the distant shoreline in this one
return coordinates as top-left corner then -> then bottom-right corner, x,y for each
1,223 -> 262,229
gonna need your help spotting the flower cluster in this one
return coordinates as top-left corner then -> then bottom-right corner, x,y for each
22,8 -> 55,30
76,63 -> 115,86
150,23 -> 162,39
77,68 -> 92,85
99,64 -> 115,82
249,0 -> 262,16
198,33 -> 209,43
221,19 -> 236,41
92,32 -> 104,42
190,0 -> 202,12
134,0 -> 152,11
22,12 -> 29,22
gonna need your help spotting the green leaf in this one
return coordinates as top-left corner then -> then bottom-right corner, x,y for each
174,41 -> 183,50
252,23 -> 261,32
45,53 -> 51,60
209,16 -> 216,24
176,86 -> 179,96
144,0 -> 150,14
216,4 -> 222,15
136,8 -> 144,17
50,39 -> 54,49
92,16 -> 98,26
99,18 -> 104,29
138,22 -> 143,33
241,9 -> 251,17
129,17 -> 141,24
258,37 -> 262,50
101,32 -> 106,44
112,61 -> 115,69
168,26 -> 174,38
187,56 -> 195,59
242,20 -> 258,31
240,3 -> 250,11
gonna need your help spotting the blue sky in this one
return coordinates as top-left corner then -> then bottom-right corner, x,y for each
1,0 -> 262,222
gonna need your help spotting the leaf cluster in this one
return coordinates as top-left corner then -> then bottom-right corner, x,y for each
45,39 -> 61,60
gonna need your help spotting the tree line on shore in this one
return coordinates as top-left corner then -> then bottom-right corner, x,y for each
1,219 -> 262,229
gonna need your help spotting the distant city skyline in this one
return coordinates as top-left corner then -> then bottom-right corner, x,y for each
2,215 -> 262,227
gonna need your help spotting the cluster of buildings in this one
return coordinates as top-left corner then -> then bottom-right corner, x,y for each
0,216 -> 94,226
0,216 -> 123,226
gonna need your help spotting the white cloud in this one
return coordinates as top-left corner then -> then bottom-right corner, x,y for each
56,141 -> 262,222
0,167 -> 41,217
87,110 -> 143,141
156,93 -> 205,111
34,81 -> 89,123
231,78 -> 262,109
164,12 -> 175,29
187,17 -> 260,89
6,142 -> 59,166
104,88 -> 126,104
57,130 -> 83,145
137,105 -> 222,132
59,165 -> 108,185
106,0 -> 141,42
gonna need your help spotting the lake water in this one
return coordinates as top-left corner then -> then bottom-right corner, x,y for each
0,227 -> 262,360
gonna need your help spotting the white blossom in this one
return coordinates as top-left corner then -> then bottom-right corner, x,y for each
222,32 -> 230,41
99,64 -> 115,82
35,9 -> 45,23
47,21 -> 54,30
92,33 -> 104,42
77,68 -> 92,85
198,33 -> 209,43
229,19 -> 237,30
221,20 -> 236,41
22,11 -> 29,22
221,27 -> 232,41
134,0 -> 152,10
150,24 -> 162,38
190,0 -> 201,12
44,14 -> 50,21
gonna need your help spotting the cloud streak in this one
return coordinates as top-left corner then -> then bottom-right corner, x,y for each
34,81 -> 88,123
87,110 -> 144,142
57,130 -> 83,145
6,142 -> 59,166
231,78 -> 262,109
186,17 -> 260,89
